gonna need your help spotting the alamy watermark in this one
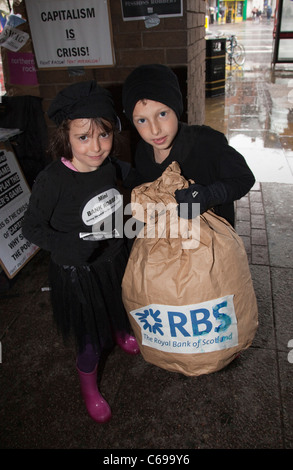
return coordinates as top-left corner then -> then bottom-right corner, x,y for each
81,200 -> 201,249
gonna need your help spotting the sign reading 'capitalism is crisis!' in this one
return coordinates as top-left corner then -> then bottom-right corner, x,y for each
25,0 -> 115,68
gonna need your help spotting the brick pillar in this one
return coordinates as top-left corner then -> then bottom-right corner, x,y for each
186,0 -> 206,125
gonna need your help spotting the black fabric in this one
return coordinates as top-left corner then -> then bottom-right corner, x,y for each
47,80 -> 118,126
110,156 -> 131,181
123,123 -> 255,226
122,64 -> 183,121
0,95 -> 48,187
49,244 -> 130,354
22,158 -> 124,265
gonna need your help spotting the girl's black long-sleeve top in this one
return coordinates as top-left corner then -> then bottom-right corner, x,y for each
22,158 -> 124,266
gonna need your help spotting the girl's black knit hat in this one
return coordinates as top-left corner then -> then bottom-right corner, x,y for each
122,64 -> 183,122
48,80 -> 119,127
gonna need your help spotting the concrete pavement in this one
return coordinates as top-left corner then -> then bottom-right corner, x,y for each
1,20 -> 293,452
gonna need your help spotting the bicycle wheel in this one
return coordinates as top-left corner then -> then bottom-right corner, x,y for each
226,44 -> 233,65
226,36 -> 237,55
233,44 -> 245,66
231,36 -> 237,48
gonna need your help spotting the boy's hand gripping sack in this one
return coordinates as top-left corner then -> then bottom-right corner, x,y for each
122,162 -> 258,376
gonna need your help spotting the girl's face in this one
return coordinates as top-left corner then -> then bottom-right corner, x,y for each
69,119 -> 113,172
132,99 -> 178,163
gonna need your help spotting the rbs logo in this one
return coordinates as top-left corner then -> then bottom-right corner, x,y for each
130,294 -> 238,355
167,300 -> 232,337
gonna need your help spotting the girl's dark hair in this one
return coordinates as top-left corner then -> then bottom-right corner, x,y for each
47,117 -> 121,161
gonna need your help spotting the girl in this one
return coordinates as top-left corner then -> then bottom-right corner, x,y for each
22,81 -> 139,423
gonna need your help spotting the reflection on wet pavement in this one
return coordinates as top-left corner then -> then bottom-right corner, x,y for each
204,20 -> 293,184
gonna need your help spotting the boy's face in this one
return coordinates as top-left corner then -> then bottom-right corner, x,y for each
132,99 -> 178,162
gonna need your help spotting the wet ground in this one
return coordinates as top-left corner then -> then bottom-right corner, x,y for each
1,20 -> 293,455
206,20 -> 293,185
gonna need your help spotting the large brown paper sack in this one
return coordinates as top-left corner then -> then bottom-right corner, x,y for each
122,162 -> 258,376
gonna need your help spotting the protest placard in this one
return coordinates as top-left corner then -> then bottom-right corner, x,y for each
25,0 -> 115,68
0,142 -> 38,278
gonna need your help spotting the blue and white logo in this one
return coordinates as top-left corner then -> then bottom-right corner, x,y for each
130,295 -> 238,354
135,308 -> 164,336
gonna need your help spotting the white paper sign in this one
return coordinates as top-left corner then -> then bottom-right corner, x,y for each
0,25 -> 29,52
0,145 -> 38,278
130,295 -> 238,354
25,0 -> 115,68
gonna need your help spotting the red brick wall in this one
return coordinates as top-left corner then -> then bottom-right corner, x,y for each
23,0 -> 206,141
187,0 -> 206,125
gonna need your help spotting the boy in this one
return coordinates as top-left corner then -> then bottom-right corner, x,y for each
122,64 -> 255,227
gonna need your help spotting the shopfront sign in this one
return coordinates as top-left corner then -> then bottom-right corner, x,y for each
273,0 -> 293,64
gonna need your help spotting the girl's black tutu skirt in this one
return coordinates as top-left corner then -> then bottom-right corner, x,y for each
49,242 -> 131,355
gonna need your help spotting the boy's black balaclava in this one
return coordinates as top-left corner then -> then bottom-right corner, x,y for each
48,80 -> 119,127
122,64 -> 183,123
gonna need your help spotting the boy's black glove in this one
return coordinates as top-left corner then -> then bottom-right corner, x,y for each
175,182 -> 229,219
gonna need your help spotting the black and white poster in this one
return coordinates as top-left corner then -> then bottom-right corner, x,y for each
0,144 -> 38,278
25,0 -> 115,68
121,0 -> 183,21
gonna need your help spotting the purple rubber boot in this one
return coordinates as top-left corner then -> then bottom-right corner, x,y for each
115,332 -> 140,355
77,365 -> 111,423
